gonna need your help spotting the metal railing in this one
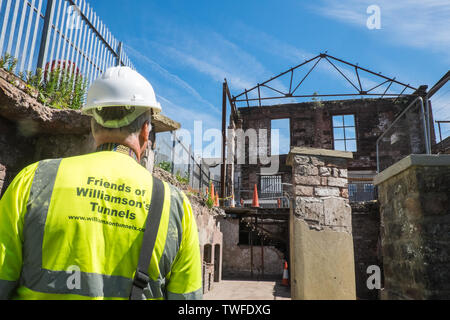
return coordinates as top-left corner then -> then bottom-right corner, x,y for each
376,73 -> 450,172
376,96 -> 430,172
348,181 -> 377,202
0,0 -> 133,86
427,74 -> 450,145
436,120 -> 450,143
154,131 -> 212,193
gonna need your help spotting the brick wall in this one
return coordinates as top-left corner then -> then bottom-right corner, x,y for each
236,98 -> 413,196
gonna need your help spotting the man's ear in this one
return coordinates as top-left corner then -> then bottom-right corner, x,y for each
139,121 -> 150,143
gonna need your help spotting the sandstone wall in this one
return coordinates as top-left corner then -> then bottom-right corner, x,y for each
375,155 -> 450,299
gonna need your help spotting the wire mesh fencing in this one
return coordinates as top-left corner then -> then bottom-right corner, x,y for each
154,131 -> 212,193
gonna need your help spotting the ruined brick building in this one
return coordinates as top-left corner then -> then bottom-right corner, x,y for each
218,54 -> 444,299
219,97 -> 423,298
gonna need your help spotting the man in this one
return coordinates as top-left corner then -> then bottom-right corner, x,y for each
0,66 -> 202,300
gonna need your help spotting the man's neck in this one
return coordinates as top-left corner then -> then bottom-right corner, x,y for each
94,135 -> 142,162
96,143 -> 140,162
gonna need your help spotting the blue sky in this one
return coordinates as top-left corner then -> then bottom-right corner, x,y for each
89,0 -> 449,146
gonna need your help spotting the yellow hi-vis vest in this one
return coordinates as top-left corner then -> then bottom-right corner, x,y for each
0,151 -> 202,300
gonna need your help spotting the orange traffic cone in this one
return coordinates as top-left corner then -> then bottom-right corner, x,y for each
252,184 -> 260,208
210,183 -> 215,199
214,191 -> 220,207
277,198 -> 281,208
282,261 -> 289,286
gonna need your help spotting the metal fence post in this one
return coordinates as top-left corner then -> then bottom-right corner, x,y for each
188,144 -> 192,187
116,41 -> 122,66
199,161 -> 203,192
37,0 -> 57,70
171,131 -> 176,175
0,0 -> 13,56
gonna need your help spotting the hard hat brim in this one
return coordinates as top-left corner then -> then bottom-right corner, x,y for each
82,102 -> 162,115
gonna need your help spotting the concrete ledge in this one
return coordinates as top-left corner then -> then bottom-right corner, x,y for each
287,147 -> 353,166
152,113 -> 181,133
374,154 -> 450,186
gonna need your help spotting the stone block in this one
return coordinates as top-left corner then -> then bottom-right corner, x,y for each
319,167 -> 331,177
339,169 -> 348,178
295,197 -> 324,224
323,197 -> 352,229
294,175 -> 321,186
327,177 -> 348,188
314,187 -> 340,197
332,168 -> 340,177
294,155 -> 310,165
295,164 -> 319,176
295,185 -> 314,196
311,156 -> 325,166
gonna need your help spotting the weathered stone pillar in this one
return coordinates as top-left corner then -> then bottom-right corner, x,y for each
374,154 -> 450,300
287,147 -> 356,300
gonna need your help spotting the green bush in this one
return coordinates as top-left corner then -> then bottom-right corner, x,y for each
0,53 -> 17,73
157,161 -> 172,173
175,171 -> 190,185
205,182 -> 215,209
1,53 -> 87,110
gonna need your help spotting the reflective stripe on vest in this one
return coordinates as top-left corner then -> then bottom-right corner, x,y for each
19,158 -> 185,299
0,280 -> 17,299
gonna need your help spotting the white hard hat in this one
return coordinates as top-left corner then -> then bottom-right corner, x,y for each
83,66 -> 162,128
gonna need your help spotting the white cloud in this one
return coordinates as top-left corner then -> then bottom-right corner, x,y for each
146,30 -> 295,99
311,0 -> 450,54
